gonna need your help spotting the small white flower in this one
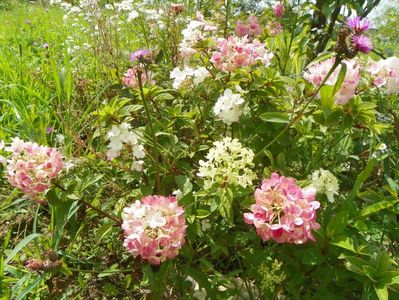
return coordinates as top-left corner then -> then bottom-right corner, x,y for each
308,169 -> 339,203
214,89 -> 245,125
56,134 -> 65,144
131,160 -> 144,172
193,67 -> 209,85
148,211 -> 166,228
201,219 -> 211,231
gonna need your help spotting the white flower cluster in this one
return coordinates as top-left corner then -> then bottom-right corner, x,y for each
308,169 -> 339,203
214,89 -> 245,125
170,66 -> 209,89
197,137 -> 256,189
106,123 -> 145,171
179,12 -> 216,57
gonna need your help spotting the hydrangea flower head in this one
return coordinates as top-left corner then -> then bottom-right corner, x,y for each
197,137 -> 256,189
308,169 -> 339,203
211,36 -> 273,72
303,58 -> 360,105
121,195 -> 186,265
235,16 -> 262,38
4,137 -> 63,198
366,57 -> 399,94
214,88 -> 245,125
123,66 -> 153,88
352,35 -> 372,53
273,2 -> 284,18
106,123 -> 145,171
346,16 -> 371,33
244,173 -> 321,244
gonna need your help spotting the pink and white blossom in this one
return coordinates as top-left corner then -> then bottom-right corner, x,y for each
121,195 -> 187,265
244,173 -> 321,244
211,36 -> 273,72
4,138 -> 63,198
303,58 -> 360,105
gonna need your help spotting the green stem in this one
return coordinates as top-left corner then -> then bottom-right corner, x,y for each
255,58 -> 342,159
137,70 -> 162,193
223,0 -> 230,38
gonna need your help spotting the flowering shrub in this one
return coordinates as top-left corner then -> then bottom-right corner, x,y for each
1,0 -> 399,299
244,173 -> 320,244
121,195 -> 186,265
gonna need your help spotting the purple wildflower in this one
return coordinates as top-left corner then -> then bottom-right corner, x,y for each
46,127 -> 53,134
346,16 -> 371,33
353,35 -> 373,53
130,49 -> 150,62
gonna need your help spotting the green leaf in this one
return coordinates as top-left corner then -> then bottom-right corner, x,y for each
184,266 -> 212,296
376,252 -> 394,273
374,285 -> 388,300
348,159 -> 376,202
330,235 -> 356,253
326,211 -> 349,238
378,271 -> 399,286
320,85 -> 334,117
363,265 -> 378,282
15,274 -> 45,300
332,62 -> 347,96
339,254 -> 369,275
5,233 -> 42,264
357,199 -> 399,219
260,112 -> 289,123
95,222 -> 114,244
218,188 -> 234,224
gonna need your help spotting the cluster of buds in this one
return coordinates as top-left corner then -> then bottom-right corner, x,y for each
25,250 -> 62,272
170,3 -> 184,15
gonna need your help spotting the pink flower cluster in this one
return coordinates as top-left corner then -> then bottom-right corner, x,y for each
235,16 -> 262,38
211,36 -> 274,72
4,137 -> 63,198
273,2 -> 284,18
244,173 -> 320,244
121,195 -> 187,265
303,58 -> 360,105
346,16 -> 373,54
122,66 -> 153,88
367,57 -> 399,94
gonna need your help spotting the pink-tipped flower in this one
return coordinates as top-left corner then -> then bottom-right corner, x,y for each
211,36 -> 273,72
244,173 -> 321,244
273,2 -> 284,18
235,16 -> 262,38
122,66 -> 153,88
352,35 -> 373,54
4,137 -> 63,198
346,16 -> 372,33
303,58 -> 360,105
121,195 -> 187,265
130,49 -> 150,62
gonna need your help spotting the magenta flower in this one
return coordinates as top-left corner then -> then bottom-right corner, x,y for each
352,35 -> 373,53
130,49 -> 150,62
235,16 -> 262,38
121,195 -> 187,265
244,173 -> 321,244
346,16 -> 371,33
273,2 -> 284,18
4,137 -> 64,198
